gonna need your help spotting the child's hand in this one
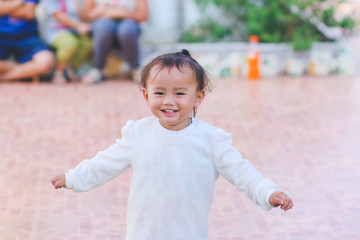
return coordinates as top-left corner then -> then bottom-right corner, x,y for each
269,191 -> 293,211
76,22 -> 90,34
51,174 -> 66,189
88,6 -> 107,20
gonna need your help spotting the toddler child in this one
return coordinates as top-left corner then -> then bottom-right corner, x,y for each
51,49 -> 293,240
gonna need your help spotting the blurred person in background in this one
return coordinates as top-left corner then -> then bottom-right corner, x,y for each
0,0 -> 54,82
81,0 -> 148,84
42,0 -> 93,84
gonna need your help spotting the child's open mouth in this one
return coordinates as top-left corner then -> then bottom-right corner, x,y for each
162,109 -> 178,114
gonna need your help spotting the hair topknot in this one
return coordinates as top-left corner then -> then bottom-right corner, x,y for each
179,49 -> 191,57
140,49 -> 212,92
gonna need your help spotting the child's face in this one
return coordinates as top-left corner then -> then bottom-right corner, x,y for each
143,65 -> 205,131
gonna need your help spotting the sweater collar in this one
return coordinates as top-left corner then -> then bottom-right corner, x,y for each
155,117 -> 196,135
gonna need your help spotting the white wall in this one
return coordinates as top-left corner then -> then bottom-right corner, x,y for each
142,0 -> 202,44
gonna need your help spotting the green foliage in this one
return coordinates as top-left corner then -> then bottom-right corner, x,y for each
183,0 -> 358,50
180,17 -> 232,42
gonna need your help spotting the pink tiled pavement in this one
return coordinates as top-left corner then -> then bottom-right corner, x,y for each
1,76 -> 359,240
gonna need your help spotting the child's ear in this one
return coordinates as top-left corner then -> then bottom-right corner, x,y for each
194,90 -> 205,107
143,88 -> 149,104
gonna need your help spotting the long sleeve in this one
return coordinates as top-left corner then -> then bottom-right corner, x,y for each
66,120 -> 134,192
212,129 -> 279,210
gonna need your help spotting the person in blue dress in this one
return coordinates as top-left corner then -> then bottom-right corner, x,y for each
0,0 -> 54,82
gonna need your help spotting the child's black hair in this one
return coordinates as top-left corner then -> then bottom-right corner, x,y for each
140,49 -> 212,93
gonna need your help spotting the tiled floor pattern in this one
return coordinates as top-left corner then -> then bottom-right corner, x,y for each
1,76 -> 359,240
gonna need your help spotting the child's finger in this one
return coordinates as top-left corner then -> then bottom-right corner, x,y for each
52,179 -> 60,188
283,204 -> 292,211
281,202 -> 289,211
54,180 -> 64,189
288,199 -> 294,210
281,199 -> 293,211
51,177 -> 58,186
273,196 -> 284,206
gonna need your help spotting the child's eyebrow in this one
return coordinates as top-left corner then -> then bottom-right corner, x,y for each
152,87 -> 165,90
152,87 -> 188,91
174,87 -> 188,90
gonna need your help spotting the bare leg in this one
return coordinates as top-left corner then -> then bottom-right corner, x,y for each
0,50 -> 54,82
32,75 -> 40,83
52,62 -> 67,84
0,61 -> 17,73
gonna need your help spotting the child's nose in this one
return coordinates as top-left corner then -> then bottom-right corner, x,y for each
163,95 -> 175,105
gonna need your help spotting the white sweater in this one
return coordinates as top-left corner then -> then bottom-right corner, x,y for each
66,116 -> 279,240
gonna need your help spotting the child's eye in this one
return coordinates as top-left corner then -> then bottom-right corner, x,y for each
155,92 -> 164,95
176,92 -> 185,95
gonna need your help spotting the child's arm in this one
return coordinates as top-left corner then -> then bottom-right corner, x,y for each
269,191 -> 294,211
212,128 -> 292,211
52,11 -> 91,34
51,174 -> 66,189
50,142 -> 131,192
86,0 -> 148,22
10,1 -> 37,20
50,120 -> 134,192
0,0 -> 23,16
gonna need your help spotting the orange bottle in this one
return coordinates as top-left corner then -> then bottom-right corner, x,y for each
247,35 -> 260,80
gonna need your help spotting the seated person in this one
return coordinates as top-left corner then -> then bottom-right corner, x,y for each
0,0 -> 54,82
82,0 -> 148,83
43,0 -> 92,84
